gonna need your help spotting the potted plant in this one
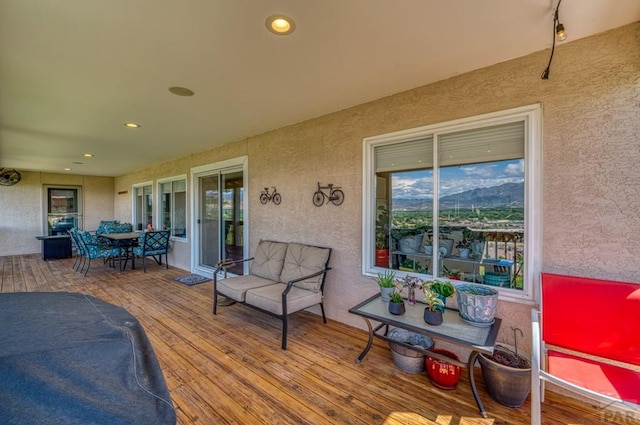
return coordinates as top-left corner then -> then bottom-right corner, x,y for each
399,257 -> 416,272
422,288 -> 445,325
478,329 -> 531,407
374,270 -> 396,302
456,283 -> 499,325
444,268 -> 462,280
456,239 -> 471,259
375,205 -> 390,267
428,280 -> 455,312
388,291 -> 405,315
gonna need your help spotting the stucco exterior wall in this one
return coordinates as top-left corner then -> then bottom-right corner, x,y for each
115,23 -> 639,351
0,172 -> 113,255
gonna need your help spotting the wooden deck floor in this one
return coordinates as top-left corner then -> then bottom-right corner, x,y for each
1,254 -> 637,425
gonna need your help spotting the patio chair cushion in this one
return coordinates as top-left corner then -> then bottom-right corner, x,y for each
96,221 -> 133,235
245,283 -> 323,315
279,243 -> 331,292
217,275 -> 277,302
248,240 -> 288,282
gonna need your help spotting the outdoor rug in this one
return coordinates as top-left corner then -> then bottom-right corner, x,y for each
174,274 -> 211,286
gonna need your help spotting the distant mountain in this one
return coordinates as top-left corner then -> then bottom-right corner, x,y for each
393,182 -> 524,210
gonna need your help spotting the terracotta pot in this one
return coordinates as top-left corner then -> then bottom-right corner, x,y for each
426,349 -> 461,390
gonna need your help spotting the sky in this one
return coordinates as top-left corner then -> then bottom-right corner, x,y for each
392,159 -> 524,199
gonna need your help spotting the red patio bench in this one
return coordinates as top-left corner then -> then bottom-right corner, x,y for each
531,273 -> 640,425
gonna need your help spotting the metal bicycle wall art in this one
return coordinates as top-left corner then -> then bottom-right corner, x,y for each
312,182 -> 344,207
260,187 -> 281,205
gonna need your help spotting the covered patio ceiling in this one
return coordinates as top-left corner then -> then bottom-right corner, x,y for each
1,0 -> 639,177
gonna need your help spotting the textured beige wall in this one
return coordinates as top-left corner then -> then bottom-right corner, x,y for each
0,172 -> 114,255
111,23 -> 639,353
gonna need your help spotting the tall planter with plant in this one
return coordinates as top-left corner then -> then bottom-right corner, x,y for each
375,205 -> 390,267
478,329 -> 531,407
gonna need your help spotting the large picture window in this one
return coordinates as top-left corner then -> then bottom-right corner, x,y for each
133,183 -> 153,232
159,176 -> 187,239
363,105 -> 541,300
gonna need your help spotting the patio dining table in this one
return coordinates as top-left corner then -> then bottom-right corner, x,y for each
101,232 -> 141,271
349,294 -> 502,418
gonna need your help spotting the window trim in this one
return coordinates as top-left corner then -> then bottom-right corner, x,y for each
132,181 -> 153,232
157,174 -> 187,241
362,104 -> 542,303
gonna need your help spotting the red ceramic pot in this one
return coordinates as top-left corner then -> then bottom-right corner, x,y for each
426,348 -> 461,390
375,249 -> 389,267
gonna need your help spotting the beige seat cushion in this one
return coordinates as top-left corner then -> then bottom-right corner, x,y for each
217,275 -> 276,302
279,243 -> 330,292
245,283 -> 323,315
249,240 -> 289,282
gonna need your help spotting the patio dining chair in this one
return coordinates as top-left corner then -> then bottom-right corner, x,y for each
68,228 -> 85,271
76,230 -> 124,276
132,230 -> 170,272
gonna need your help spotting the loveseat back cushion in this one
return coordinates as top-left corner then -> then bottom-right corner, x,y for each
249,240 -> 289,282
279,243 -> 330,292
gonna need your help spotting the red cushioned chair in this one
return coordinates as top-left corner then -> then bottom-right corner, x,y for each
531,273 -> 640,425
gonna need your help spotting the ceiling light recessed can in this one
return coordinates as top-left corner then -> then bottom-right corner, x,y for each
124,122 -> 141,128
266,14 -> 295,35
169,86 -> 195,96
83,153 -> 93,157
64,168 -> 71,171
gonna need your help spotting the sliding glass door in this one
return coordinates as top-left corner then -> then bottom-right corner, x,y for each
192,158 -> 246,276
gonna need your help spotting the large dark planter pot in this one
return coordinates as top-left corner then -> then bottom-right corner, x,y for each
388,301 -> 405,315
478,346 -> 531,407
423,308 -> 443,326
426,349 -> 461,390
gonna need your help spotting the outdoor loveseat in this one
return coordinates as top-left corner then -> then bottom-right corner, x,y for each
212,239 -> 332,349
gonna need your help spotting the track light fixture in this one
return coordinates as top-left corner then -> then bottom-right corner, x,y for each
541,0 -> 566,80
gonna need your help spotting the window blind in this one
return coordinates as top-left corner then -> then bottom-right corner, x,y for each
438,121 -> 524,167
375,136 -> 434,173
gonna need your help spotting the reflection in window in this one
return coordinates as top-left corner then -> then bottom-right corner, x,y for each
160,177 -> 187,239
367,106 -> 540,297
46,187 -> 82,235
133,184 -> 153,231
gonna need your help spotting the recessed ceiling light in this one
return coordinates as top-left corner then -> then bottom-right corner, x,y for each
64,168 -> 71,171
83,153 -> 93,157
169,86 -> 195,96
124,122 -> 141,128
266,14 -> 295,35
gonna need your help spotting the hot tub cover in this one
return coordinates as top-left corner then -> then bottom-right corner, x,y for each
0,292 -> 176,425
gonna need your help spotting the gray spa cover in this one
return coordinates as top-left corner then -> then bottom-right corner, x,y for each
0,292 -> 176,425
